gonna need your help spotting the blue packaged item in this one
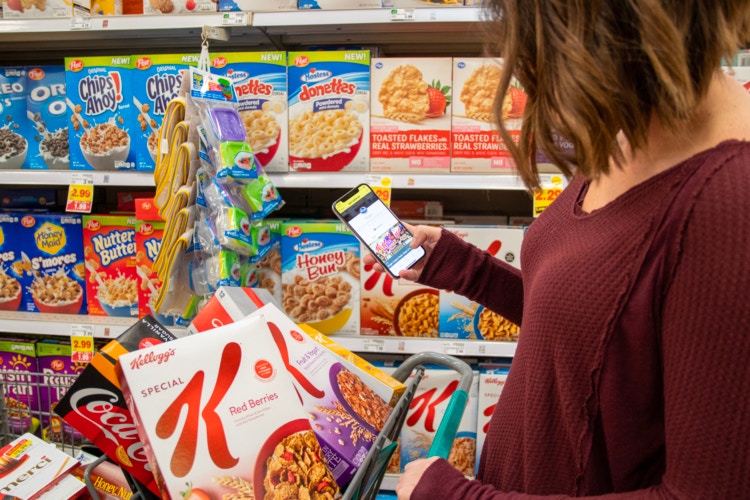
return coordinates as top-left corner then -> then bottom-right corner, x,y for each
25,66 -> 69,170
0,67 -> 29,169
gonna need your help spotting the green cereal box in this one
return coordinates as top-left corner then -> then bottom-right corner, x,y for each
280,219 -> 360,335
83,214 -> 137,317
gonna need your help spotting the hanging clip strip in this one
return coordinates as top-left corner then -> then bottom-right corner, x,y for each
154,228 -> 195,316
154,98 -> 186,194
155,139 -> 194,219
155,121 -> 189,212
154,202 -> 193,278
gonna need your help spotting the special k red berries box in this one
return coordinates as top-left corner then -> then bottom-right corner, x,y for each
370,57 -> 453,173
83,214 -> 137,317
477,363 -> 510,474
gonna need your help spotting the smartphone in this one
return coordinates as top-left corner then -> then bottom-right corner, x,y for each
332,184 -> 426,279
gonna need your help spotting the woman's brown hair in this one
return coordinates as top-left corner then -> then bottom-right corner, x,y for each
484,0 -> 750,190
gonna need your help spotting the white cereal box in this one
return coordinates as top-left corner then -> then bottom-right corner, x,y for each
370,57 -> 453,173
0,67 -> 29,169
255,218 -> 283,302
476,363 -> 510,473
724,66 -> 750,92
280,220 -> 360,335
287,51 -> 371,172
439,226 -> 524,341
143,0 -> 215,14
65,56 -> 136,171
360,240 -> 440,337
1,0 -> 70,18
25,66 -> 69,170
117,313 -> 341,500
219,0 -> 295,11
211,52 -> 289,172
298,0 -> 380,8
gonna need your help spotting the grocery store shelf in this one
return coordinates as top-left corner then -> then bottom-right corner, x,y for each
0,311 -> 136,339
0,169 -> 155,187
334,335 -> 517,358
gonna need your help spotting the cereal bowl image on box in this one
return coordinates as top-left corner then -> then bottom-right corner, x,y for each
393,288 -> 440,337
30,270 -> 85,315
0,275 -> 23,311
40,129 -> 70,170
79,121 -> 131,170
473,305 -> 520,342
0,130 -> 27,169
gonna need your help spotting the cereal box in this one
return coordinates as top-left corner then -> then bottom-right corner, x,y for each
25,66 -> 69,170
476,363 -> 509,474
287,51 -> 371,172
83,214 -> 137,317
210,51 -> 289,172
0,214 -> 26,312
0,337 -> 38,436
439,226 -> 524,340
17,213 -> 86,315
384,0 -> 465,7
219,0 -> 295,11
280,220 -> 360,335
298,0 -> 380,8
400,365 -> 479,476
65,55 -> 136,171
370,57 -> 452,173
117,313 -> 340,500
132,54 -> 197,172
255,218 -> 283,303
1,0 -> 71,18
186,286 -> 276,334
0,67 -> 29,169
143,0 -> 215,14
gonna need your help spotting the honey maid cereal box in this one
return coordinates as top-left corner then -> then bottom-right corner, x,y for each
0,67 -> 29,169
360,240 -> 440,337
65,55 -> 136,171
0,214 -> 26,312
1,0 -> 71,18
132,54 -> 198,172
476,363 -> 510,474
298,0 -> 380,8
439,226 -> 524,340
400,365 -> 479,476
83,214 -> 138,318
25,66 -> 69,170
219,0 -> 295,11
370,57 -> 452,173
211,51 -> 289,172
117,313 -> 341,500
17,213 -> 86,315
0,337 -> 39,435
287,51 -> 371,172
280,220 -> 360,335
143,0 -> 215,15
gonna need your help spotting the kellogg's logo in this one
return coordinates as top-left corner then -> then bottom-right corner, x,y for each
139,223 -> 154,235
34,222 -> 66,255
21,215 -> 36,228
136,57 -> 152,71
294,55 -> 310,67
68,59 -> 84,72
86,219 -> 101,231
212,56 -> 227,69
286,226 -> 302,238
28,68 -> 45,81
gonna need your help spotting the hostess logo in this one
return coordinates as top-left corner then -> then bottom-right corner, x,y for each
300,68 -> 332,83
293,238 -> 324,252
226,70 -> 249,83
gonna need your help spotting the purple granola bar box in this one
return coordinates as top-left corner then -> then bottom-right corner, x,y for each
0,336 -> 40,435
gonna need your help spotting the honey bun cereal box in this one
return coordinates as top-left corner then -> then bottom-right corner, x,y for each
0,67 -> 29,169
16,213 -> 86,315
132,54 -> 198,172
55,316 -> 178,496
280,220 -> 360,335
1,0 -> 71,18
117,313 -> 341,500
210,51 -> 289,172
219,0 -> 295,11
477,363 -> 510,474
287,50 -> 371,172
370,57 -> 452,173
0,214 -> 26,312
83,214 -> 138,317
297,0 -> 380,8
439,226 -> 524,341
143,0 -> 215,15
65,55 -> 136,171
0,337 -> 39,436
25,66 -> 69,170
360,240 -> 440,337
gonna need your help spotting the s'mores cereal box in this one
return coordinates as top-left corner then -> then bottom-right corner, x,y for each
0,67 -> 29,169
65,56 -> 136,171
370,57 -> 453,173
287,51 -> 371,172
1,0 -> 71,18
0,214 -> 25,312
26,66 -> 69,170
211,51 -> 289,172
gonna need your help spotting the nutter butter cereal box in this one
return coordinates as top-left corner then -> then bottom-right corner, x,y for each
0,214 -> 25,312
287,50 -> 371,172
65,55 -> 136,171
83,214 -> 138,317
117,313 -> 339,500
0,67 -> 29,169
370,57 -> 452,173
55,316 -> 177,497
0,337 -> 39,436
211,51 -> 289,172
26,66 -> 69,170
477,363 -> 509,474
17,213 -> 86,315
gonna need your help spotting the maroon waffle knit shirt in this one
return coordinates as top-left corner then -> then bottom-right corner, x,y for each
411,140 -> 750,499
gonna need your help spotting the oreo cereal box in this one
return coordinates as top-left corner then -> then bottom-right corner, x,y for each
25,66 -> 70,170
0,67 -> 29,169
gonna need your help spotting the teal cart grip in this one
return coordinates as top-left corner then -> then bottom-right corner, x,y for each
428,389 -> 469,460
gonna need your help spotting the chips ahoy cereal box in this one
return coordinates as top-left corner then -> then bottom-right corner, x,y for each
211,51 -> 289,172
17,213 -> 86,315
287,50 -> 371,172
65,55 -> 136,171
0,214 -> 25,312
132,53 -> 197,171
83,214 -> 137,317
26,65 -> 69,170
0,67 -> 29,169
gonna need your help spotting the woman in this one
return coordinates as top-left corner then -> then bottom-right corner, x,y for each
364,1 -> 750,498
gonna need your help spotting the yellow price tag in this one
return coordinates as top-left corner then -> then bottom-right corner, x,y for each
66,176 -> 94,213
533,175 -> 565,216
372,186 -> 392,206
71,324 -> 94,363
366,176 -> 392,207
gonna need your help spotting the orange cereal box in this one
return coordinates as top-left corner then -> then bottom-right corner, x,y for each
82,214 -> 138,317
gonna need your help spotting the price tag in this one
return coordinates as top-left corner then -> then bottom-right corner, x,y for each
363,339 -> 385,352
221,12 -> 249,25
70,16 -> 92,30
70,324 -> 94,363
66,173 -> 94,213
533,174 -> 566,217
365,175 -> 392,207
442,342 -> 465,356
390,8 -> 415,21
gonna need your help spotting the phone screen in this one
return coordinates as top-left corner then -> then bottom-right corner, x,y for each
333,184 -> 426,278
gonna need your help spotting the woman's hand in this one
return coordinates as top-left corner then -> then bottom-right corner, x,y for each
395,457 -> 441,500
361,223 -> 442,282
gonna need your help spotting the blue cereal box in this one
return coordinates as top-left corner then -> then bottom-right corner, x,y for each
65,56 -> 136,171
0,214 -> 25,311
211,51 -> 289,172
0,67 -> 29,169
287,51 -> 371,172
132,53 -> 197,171
17,213 -> 87,314
218,0 -> 295,11
25,66 -> 69,170
280,219 -> 360,335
